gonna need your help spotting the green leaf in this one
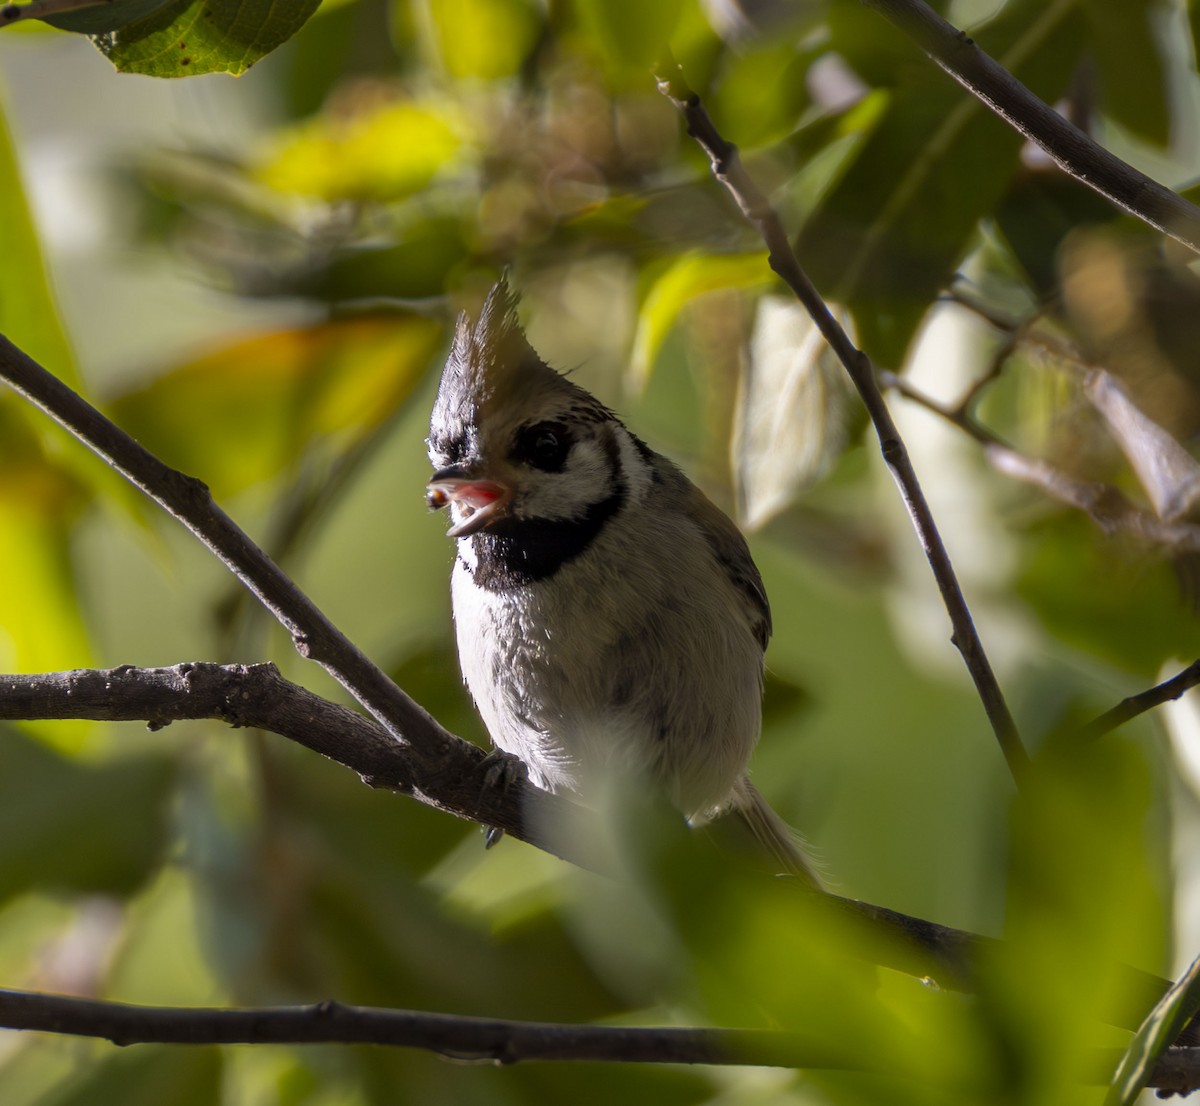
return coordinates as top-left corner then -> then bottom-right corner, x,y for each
423,0 -> 541,80
1017,512 -> 1200,677
41,0 -> 178,34
734,295 -> 853,530
1080,0 -> 1170,147
572,0 -> 687,85
92,0 -> 322,77
0,731 -> 175,903
801,0 -> 1086,366
630,251 -> 772,391
42,1047 -> 221,1106
256,100 -> 464,201
974,734 -> 1168,1104
0,98 -> 76,383
1107,952 -> 1200,1106
108,314 -> 442,499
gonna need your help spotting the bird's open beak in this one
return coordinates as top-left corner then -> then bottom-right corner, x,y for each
427,467 -> 512,538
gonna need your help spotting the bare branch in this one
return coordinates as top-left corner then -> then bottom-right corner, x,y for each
0,989 -> 851,1067
1075,660 -> 1200,743
0,987 -> 1197,1090
0,337 -> 591,865
860,0 -> 1200,257
654,58 -> 1029,787
0,662 -> 599,864
877,370 -> 1200,556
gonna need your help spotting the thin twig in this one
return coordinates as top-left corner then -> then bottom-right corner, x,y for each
1076,660 -> 1200,744
877,371 -> 1200,555
654,58 -> 1029,786
860,0 -> 1200,257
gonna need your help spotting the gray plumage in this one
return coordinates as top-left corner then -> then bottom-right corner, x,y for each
427,280 -> 818,885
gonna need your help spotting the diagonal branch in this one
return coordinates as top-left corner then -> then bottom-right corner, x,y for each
859,0 -> 1200,256
654,59 -> 1029,786
0,336 -> 588,865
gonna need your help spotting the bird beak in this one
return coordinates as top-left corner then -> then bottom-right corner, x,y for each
427,466 -> 512,538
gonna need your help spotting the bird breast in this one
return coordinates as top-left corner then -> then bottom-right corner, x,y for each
449,502 -> 764,819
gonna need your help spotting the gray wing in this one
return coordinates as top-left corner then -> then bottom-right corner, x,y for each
684,480 -> 773,652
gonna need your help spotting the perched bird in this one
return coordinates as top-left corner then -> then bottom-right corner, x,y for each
426,279 -> 819,886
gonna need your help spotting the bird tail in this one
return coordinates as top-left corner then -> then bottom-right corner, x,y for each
728,777 -> 823,889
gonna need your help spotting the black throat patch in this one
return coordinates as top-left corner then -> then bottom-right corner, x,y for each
464,479 -> 627,590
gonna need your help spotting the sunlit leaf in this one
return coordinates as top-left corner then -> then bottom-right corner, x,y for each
0,98 -> 76,384
1106,952 -> 1200,1106
630,251 -> 772,391
734,295 -> 853,531
108,314 -> 442,499
92,0 -> 322,77
257,100 -> 464,202
0,407 -> 93,686
0,731 -> 175,903
423,0 -> 541,79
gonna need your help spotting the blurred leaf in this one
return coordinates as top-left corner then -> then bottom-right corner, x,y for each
41,0 -> 177,34
994,170 -> 1119,297
1106,951 -> 1200,1106
423,0 -> 541,80
289,218 -> 473,302
979,734 -> 1167,1106
572,0 -> 687,86
92,0 -> 322,77
257,99 -> 464,201
42,1047 -> 220,1106
0,99 -> 77,383
0,412 -> 92,680
803,0 -> 1085,365
630,251 -> 772,390
734,295 -> 852,531
1079,0 -> 1169,147
1017,513 -> 1200,677
108,314 -> 442,499
710,33 -> 815,149
1085,368 -> 1200,522
0,730 -> 175,903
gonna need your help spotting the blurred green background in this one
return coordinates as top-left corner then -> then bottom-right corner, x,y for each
2,0 -> 1200,1102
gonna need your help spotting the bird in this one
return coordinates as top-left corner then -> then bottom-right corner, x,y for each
426,278 -> 819,886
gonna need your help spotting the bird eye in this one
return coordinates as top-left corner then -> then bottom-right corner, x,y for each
513,421 -> 571,472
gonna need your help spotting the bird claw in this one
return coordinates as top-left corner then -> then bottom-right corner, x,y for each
479,749 -> 528,848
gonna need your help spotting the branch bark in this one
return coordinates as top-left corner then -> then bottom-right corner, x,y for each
860,0 -> 1200,256
1,662 -> 1191,1046
0,336 -> 591,866
0,987 -> 1197,1091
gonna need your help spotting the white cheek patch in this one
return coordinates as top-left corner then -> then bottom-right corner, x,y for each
519,439 -> 615,521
